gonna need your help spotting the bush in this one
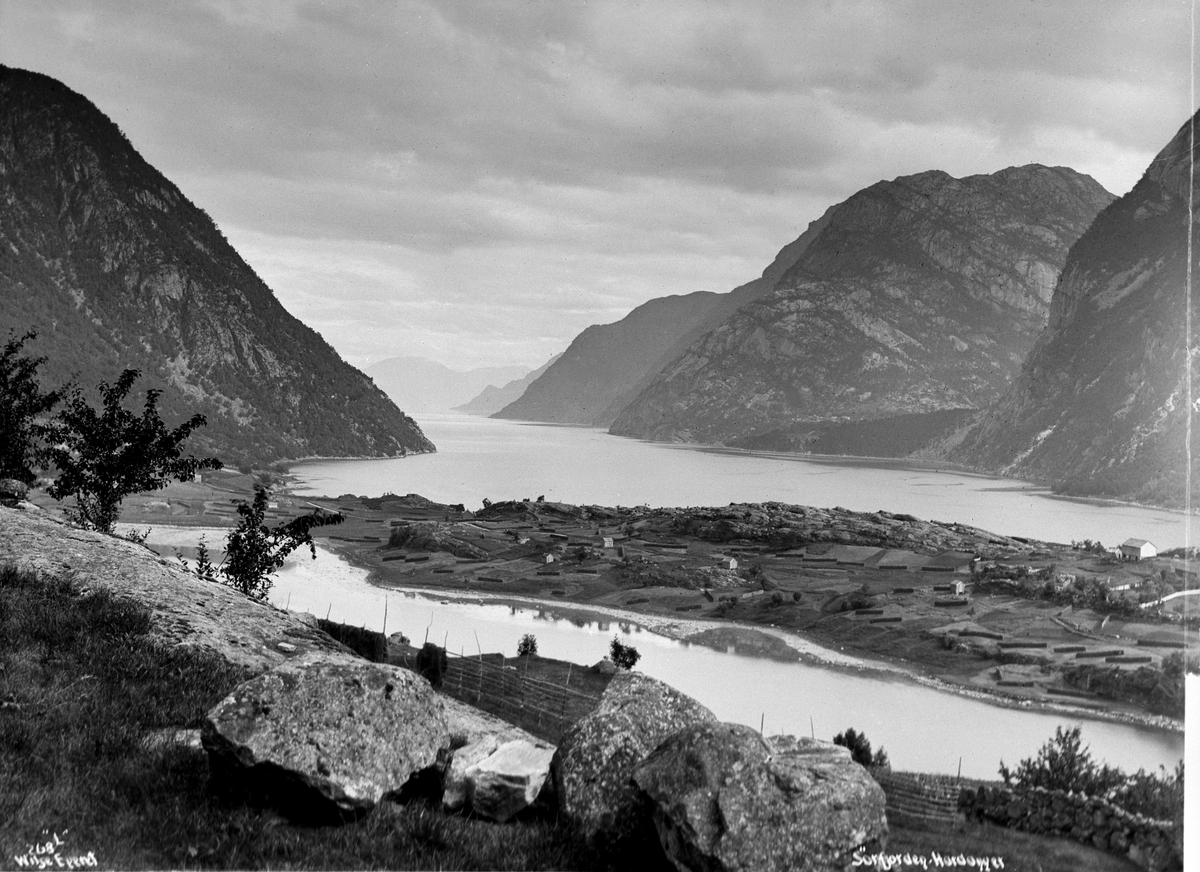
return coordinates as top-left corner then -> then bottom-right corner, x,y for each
0,330 -> 65,484
44,369 -> 221,532
999,725 -> 1123,796
1000,725 -> 1184,821
833,727 -> 889,769
517,634 -> 538,656
180,486 -> 343,601
417,643 -> 448,687
609,636 -> 641,670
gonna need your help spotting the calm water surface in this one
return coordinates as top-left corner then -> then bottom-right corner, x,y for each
291,413 -> 1198,548
268,545 -> 1185,781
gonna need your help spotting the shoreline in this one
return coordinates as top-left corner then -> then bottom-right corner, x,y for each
336,548 -> 1184,738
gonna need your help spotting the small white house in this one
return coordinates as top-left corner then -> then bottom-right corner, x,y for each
1120,539 -> 1157,561
601,536 -> 615,549
544,553 -> 556,564
717,556 -> 738,570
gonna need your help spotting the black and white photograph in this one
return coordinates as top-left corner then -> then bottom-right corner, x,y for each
0,2 -> 1195,870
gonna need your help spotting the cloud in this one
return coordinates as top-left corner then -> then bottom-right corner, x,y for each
0,0 -> 1192,368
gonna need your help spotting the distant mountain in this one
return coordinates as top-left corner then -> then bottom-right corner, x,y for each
952,113 -> 1199,507
0,65 -> 433,467
453,353 -> 562,415
610,165 -> 1113,451
491,213 -> 832,427
365,356 -> 530,412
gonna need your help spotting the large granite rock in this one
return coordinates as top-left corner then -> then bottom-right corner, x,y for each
202,650 -> 449,822
466,739 -> 557,822
552,671 -> 716,846
633,725 -> 888,872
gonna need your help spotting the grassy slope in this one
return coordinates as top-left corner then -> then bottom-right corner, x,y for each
0,563 -> 598,871
0,561 -> 1145,871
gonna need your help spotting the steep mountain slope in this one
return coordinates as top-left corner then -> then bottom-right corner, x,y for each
454,353 -> 562,415
491,291 -> 725,425
952,112 -> 1199,506
0,65 -> 433,466
492,208 -> 834,426
610,166 -> 1113,449
365,356 -> 529,413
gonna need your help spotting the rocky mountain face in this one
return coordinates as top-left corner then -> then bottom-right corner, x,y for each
0,66 -> 433,467
365,356 -> 529,413
492,291 -> 726,426
610,166 -> 1113,450
952,112 -> 1199,507
454,353 -> 561,415
492,212 -> 832,427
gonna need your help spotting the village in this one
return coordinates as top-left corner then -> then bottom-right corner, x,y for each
97,469 -> 1194,728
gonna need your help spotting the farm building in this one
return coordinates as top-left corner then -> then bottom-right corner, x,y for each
1119,539 -> 1157,561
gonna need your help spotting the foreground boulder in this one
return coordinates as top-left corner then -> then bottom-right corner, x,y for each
552,671 -> 716,846
202,650 -> 448,822
633,725 -> 888,872
466,739 -> 557,822
440,694 -> 552,814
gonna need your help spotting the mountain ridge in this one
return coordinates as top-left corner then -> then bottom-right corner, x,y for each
609,164 -> 1113,449
950,111 -> 1200,506
0,65 -> 433,466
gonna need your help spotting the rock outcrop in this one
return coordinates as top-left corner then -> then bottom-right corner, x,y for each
611,166 -> 1112,451
0,503 -> 349,672
952,111 -> 1200,507
552,670 -> 717,847
633,727 -> 888,872
0,65 -> 434,467
202,650 -> 449,822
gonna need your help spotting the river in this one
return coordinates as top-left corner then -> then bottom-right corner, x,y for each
259,538 -> 1186,782
289,413 -> 1198,549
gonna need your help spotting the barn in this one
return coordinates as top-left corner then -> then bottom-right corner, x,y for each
1119,538 -> 1157,561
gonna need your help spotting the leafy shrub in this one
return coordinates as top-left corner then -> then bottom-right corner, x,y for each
0,330 -> 65,484
833,727 -> 889,769
1000,725 -> 1183,820
182,486 -> 343,601
417,642 -> 448,687
999,725 -> 1124,796
609,636 -> 640,670
517,633 -> 538,656
44,369 -> 221,532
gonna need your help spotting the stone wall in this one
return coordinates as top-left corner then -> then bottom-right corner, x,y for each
959,783 -> 1181,872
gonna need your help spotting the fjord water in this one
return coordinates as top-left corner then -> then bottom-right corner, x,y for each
269,549 -> 1184,780
291,413 -> 1198,548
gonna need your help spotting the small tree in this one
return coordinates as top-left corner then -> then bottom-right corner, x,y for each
45,369 -> 221,532
833,727 -> 889,769
610,635 -> 641,669
215,486 -> 343,601
999,725 -> 1124,796
0,330 -> 65,484
417,642 -> 449,687
517,633 -> 538,656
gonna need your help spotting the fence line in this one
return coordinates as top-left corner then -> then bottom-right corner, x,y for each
392,647 -> 604,744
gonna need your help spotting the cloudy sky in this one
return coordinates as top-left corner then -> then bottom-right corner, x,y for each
1,1 -> 1194,371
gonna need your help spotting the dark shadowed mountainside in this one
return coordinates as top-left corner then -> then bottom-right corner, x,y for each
952,112 -> 1199,507
610,165 -> 1113,450
492,208 -> 835,426
0,65 -> 434,466
454,353 -> 562,415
